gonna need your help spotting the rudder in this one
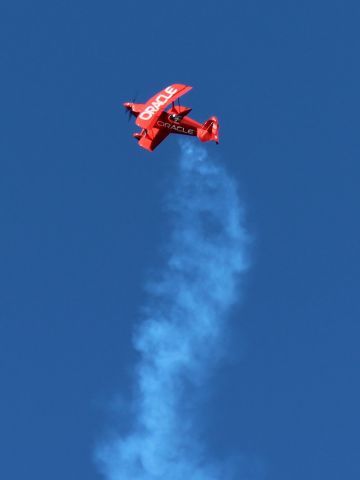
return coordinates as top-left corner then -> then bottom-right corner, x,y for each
197,116 -> 219,144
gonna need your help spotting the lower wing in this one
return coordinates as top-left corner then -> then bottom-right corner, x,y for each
138,127 -> 170,152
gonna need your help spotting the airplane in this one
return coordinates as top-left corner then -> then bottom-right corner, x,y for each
123,84 -> 219,152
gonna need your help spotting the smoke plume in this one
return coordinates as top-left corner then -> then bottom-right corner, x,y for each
96,142 -> 249,479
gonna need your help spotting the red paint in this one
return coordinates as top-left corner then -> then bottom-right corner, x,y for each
123,84 -> 219,152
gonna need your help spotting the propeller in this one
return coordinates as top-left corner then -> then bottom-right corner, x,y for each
123,103 -> 134,122
124,106 -> 133,122
123,93 -> 138,122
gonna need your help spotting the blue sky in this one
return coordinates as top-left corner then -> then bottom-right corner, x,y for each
1,1 -> 360,479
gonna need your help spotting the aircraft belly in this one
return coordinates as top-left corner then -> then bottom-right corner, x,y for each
155,113 -> 197,136
156,122 -> 197,136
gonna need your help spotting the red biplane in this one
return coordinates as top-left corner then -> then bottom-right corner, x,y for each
123,84 -> 219,152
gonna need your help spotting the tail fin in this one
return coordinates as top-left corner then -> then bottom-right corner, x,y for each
197,116 -> 219,144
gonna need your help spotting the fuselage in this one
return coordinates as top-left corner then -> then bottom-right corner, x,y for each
127,102 -> 202,137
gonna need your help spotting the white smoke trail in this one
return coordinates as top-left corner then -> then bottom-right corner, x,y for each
96,142 -> 249,480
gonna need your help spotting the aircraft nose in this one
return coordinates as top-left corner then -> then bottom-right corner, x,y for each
123,102 -> 132,109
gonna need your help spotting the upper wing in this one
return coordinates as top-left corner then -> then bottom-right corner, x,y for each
138,127 -> 170,152
136,84 -> 192,130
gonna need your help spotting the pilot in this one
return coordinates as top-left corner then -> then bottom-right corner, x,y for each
169,114 -> 182,123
